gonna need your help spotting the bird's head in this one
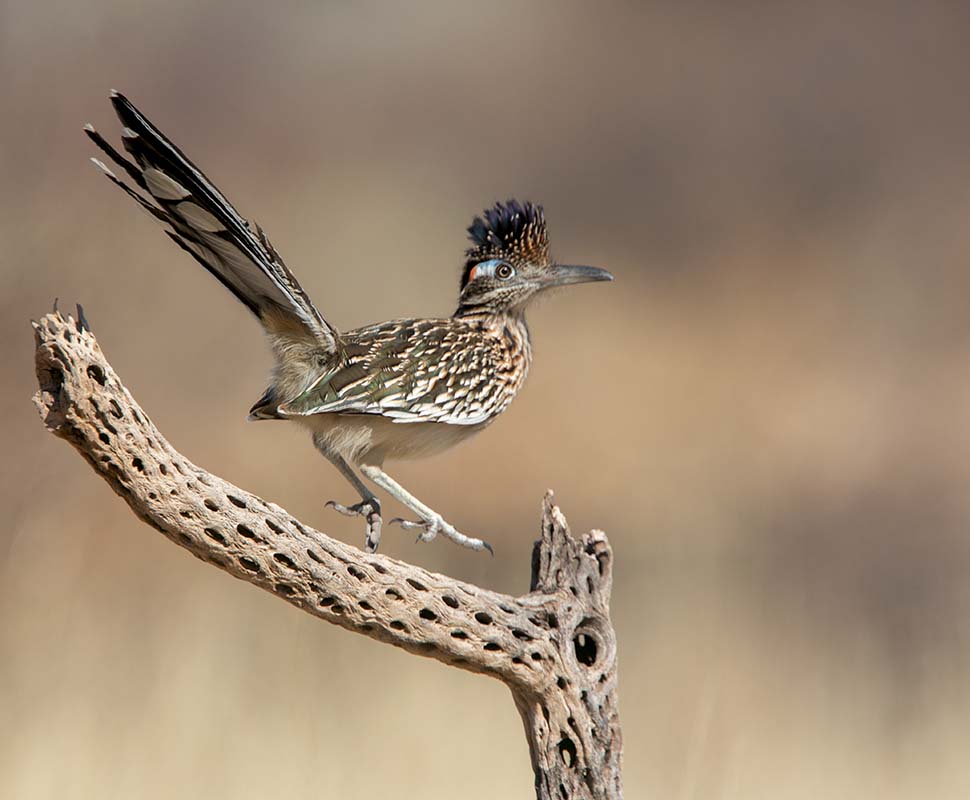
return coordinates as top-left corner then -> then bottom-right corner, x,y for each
456,200 -> 612,316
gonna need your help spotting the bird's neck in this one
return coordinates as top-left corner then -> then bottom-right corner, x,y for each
455,305 -> 527,332
457,308 -> 532,368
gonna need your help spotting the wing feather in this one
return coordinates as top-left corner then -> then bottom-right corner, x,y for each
277,319 -> 529,425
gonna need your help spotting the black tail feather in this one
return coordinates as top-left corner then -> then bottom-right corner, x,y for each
85,91 -> 337,351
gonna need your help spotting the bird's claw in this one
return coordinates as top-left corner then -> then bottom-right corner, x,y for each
390,516 -> 438,544
326,498 -> 382,553
389,515 -> 494,555
326,499 -> 369,517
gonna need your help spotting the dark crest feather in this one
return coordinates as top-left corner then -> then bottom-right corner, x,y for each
462,200 -> 548,288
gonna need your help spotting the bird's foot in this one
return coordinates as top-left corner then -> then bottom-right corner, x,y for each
326,498 -> 382,553
389,513 -> 493,555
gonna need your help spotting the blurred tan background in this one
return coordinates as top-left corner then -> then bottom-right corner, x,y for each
4,1 -> 970,797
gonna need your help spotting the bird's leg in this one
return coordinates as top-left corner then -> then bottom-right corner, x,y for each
314,435 -> 382,552
358,463 -> 493,555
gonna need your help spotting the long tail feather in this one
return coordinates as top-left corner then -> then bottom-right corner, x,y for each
85,91 -> 336,350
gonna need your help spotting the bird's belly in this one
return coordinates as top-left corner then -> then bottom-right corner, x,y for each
295,413 -> 487,465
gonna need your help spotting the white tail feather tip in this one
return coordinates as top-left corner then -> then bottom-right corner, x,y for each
144,167 -> 191,201
90,158 -> 117,179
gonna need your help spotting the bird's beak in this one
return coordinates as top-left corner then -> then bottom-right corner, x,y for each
540,264 -> 614,288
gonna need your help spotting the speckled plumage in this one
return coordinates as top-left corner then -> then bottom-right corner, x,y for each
278,314 -> 531,425
86,92 -> 611,554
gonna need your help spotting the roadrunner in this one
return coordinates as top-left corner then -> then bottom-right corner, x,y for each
85,91 -> 612,554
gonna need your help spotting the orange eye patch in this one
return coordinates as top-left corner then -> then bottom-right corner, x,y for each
467,259 -> 503,283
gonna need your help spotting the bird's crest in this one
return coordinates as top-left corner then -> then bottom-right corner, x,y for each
462,200 -> 549,288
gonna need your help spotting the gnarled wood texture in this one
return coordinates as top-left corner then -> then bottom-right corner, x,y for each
31,309 -> 622,799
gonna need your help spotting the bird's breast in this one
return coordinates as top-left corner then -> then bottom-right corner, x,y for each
295,413 -> 489,465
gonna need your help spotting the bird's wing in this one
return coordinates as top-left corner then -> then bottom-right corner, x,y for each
85,91 -> 337,350
277,319 -> 526,425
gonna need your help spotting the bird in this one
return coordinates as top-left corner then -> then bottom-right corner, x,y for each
84,91 -> 613,555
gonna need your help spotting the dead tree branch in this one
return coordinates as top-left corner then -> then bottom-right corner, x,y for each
31,309 -> 622,799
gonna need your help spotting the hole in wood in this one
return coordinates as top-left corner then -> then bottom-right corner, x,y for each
86,364 -> 106,385
98,432 -> 110,444
204,498 -> 219,511
266,518 -> 285,534
204,527 -> 226,545
227,494 -> 247,509
574,631 -> 598,667
347,565 -> 367,581
474,611 -> 492,625
484,642 -> 502,652
406,578 -> 427,591
558,737 -> 577,769
450,630 -> 468,639
385,588 -> 403,600
276,584 -> 295,596
390,620 -> 407,631
359,600 -> 372,610
419,608 -> 437,621
130,457 -> 143,472
237,524 -> 256,539
239,556 -> 261,572
442,595 -> 459,609
274,553 -> 296,569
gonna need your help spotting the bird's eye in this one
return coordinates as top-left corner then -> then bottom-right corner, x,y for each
496,263 -> 514,280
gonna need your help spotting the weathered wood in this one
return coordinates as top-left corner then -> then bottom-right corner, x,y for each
31,309 -> 622,799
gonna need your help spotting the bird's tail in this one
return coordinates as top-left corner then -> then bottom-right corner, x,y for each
85,91 -> 337,350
